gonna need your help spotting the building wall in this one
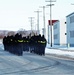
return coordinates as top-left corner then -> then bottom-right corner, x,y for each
48,20 -> 59,45
48,20 -> 66,46
60,19 -> 67,45
53,20 -> 66,46
53,21 -> 60,45
66,12 -> 74,47
48,25 -> 53,44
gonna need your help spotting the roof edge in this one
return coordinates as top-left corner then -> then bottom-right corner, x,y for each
66,12 -> 74,17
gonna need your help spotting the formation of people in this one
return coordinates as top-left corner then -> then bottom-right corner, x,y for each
3,33 -> 47,56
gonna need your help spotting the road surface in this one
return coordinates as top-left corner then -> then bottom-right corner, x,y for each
0,44 -> 74,75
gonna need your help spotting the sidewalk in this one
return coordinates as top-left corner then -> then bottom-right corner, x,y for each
46,44 -> 74,52
45,44 -> 74,59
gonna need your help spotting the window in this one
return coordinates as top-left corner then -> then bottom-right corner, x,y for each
70,16 -> 74,23
70,31 -> 74,38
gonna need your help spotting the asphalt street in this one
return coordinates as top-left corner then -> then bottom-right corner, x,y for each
0,45 -> 74,75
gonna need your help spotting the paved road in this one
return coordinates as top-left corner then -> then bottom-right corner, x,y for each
0,45 -> 74,75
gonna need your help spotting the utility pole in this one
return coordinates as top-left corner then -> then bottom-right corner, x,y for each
29,17 -> 34,31
34,10 -> 41,34
40,6 -> 46,37
46,0 -> 56,47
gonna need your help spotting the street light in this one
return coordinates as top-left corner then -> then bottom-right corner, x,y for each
45,0 -> 56,47
39,6 -> 46,37
47,4 -> 54,47
28,17 -> 34,31
34,9 -> 41,34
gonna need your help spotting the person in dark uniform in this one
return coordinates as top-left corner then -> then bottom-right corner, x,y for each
17,34 -> 23,56
6,35 -> 10,52
37,34 -> 42,55
13,33 -> 18,55
3,36 -> 7,51
29,35 -> 34,53
9,35 -> 14,54
23,36 -> 26,51
37,34 -> 47,55
40,35 -> 47,55
25,36 -> 29,52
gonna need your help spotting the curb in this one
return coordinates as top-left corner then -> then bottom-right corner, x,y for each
47,47 -> 74,52
45,53 -> 74,61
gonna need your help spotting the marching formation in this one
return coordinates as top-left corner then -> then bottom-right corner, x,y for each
3,33 -> 47,56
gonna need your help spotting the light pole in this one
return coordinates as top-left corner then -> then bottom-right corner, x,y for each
46,0 -> 56,47
39,6 -> 46,37
34,10 -> 41,35
29,17 -> 34,31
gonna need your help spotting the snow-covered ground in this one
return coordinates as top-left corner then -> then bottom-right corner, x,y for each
0,44 -> 74,74
45,48 -> 74,58
46,44 -> 74,59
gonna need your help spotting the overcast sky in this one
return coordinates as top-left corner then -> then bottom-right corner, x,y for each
0,0 -> 74,31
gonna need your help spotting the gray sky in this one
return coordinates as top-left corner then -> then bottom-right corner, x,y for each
0,0 -> 74,31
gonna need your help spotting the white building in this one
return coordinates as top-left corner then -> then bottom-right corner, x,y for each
48,20 -> 66,46
66,12 -> 74,47
48,19 -> 66,46
48,20 -> 59,45
53,20 -> 60,45
53,20 -> 66,46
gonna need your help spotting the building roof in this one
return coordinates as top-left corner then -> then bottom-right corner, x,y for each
66,12 -> 74,17
48,20 -> 59,25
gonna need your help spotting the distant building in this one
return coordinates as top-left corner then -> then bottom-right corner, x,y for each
53,20 -> 66,46
48,20 -> 59,44
66,12 -> 74,47
48,20 -> 66,46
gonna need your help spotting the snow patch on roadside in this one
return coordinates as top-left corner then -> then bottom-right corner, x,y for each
45,48 -> 74,58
